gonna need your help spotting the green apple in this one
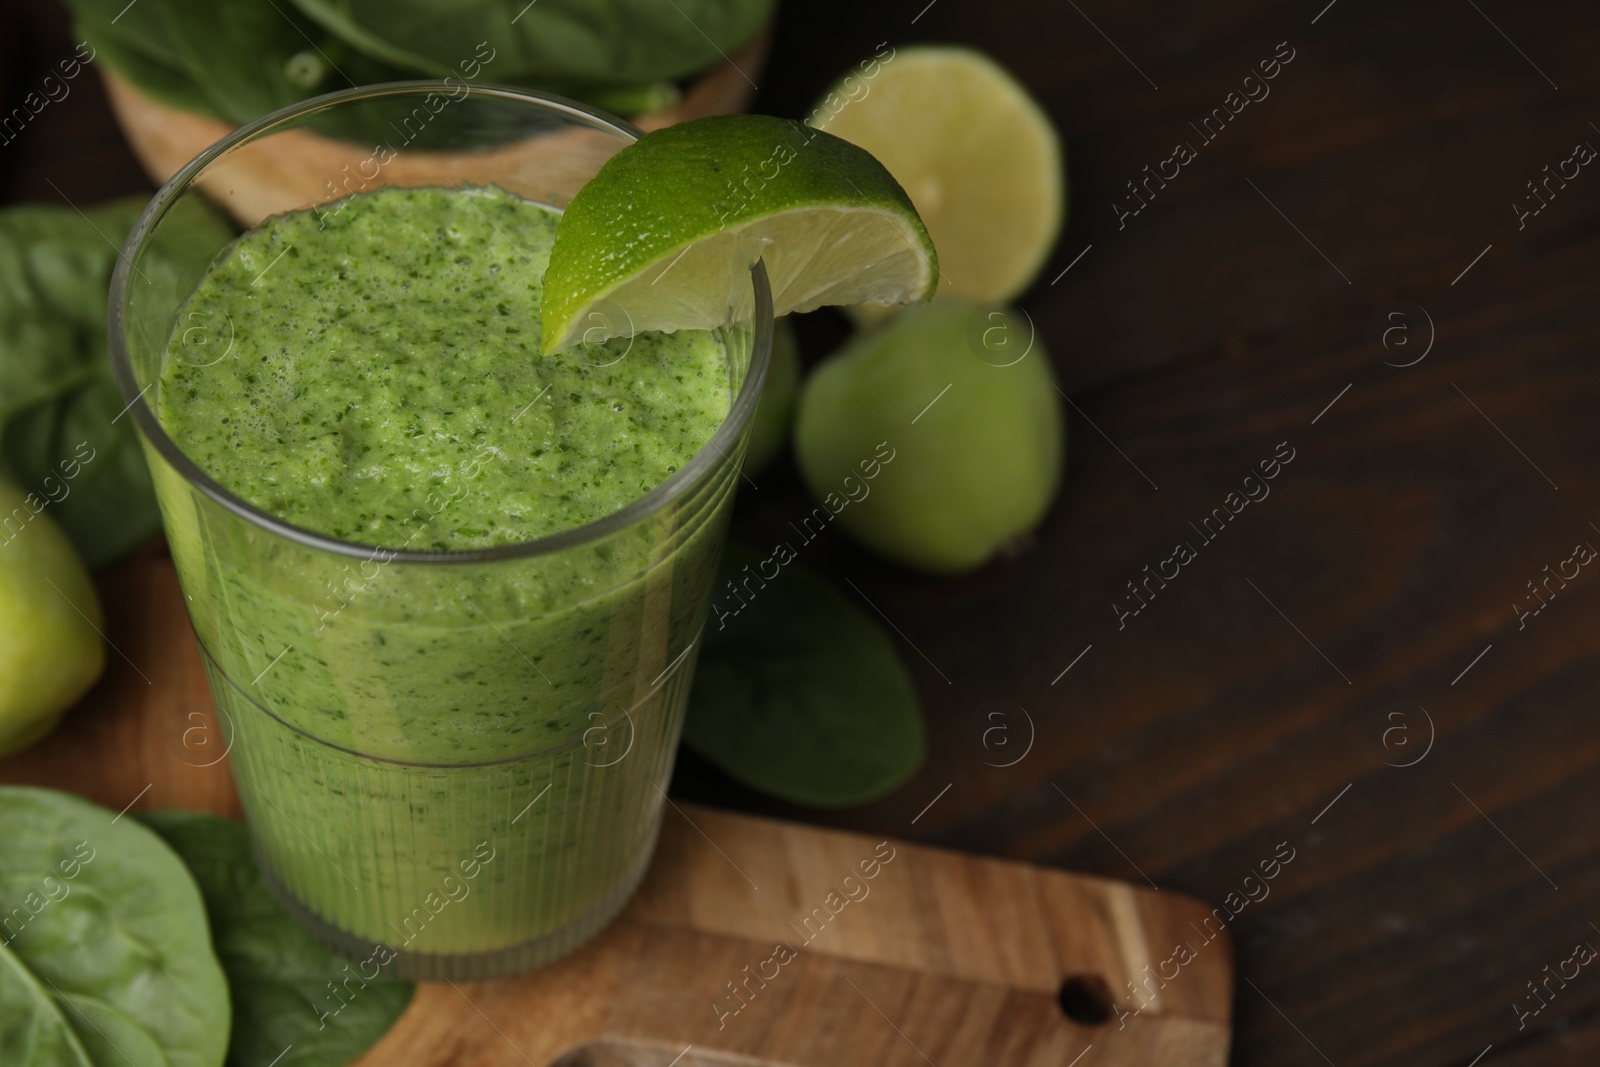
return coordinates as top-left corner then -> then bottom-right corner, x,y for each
794,300 -> 1064,574
0,476 -> 105,755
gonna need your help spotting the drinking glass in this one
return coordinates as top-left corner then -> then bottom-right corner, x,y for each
109,82 -> 772,980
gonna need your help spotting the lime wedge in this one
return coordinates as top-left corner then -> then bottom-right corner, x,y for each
541,115 -> 937,355
811,46 -> 1064,304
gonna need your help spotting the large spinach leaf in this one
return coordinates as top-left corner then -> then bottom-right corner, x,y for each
0,939 -> 95,1067
0,786 -> 230,1067
142,812 -> 415,1067
71,0 -> 740,126
286,0 -> 774,85
67,0 -> 221,118
156,0 -> 423,127
0,195 -> 232,569
685,545 -> 927,808
158,0 -> 339,125
66,0 -> 187,71
70,0 -> 379,123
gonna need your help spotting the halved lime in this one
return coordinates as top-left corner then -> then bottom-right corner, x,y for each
541,115 -> 937,355
811,46 -> 1064,304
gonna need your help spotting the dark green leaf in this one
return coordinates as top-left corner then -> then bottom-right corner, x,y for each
0,195 -> 234,568
0,939 -> 95,1067
157,0 -> 337,124
3,355 -> 160,568
65,0 -> 186,69
68,0 -> 221,118
83,22 -> 218,116
0,786 -> 231,1067
141,812 -> 414,1067
154,0 -> 418,128
285,0 -> 774,86
70,0 -> 759,125
685,544 -> 927,808
71,0 -> 409,125
0,316 -> 83,423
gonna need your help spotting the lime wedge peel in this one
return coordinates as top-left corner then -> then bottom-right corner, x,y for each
541,115 -> 938,355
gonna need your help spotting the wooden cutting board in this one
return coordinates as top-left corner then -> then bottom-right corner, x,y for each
0,545 -> 1233,1066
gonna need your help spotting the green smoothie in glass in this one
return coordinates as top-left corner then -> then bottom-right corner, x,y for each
115,85 -> 931,982
153,183 -> 742,975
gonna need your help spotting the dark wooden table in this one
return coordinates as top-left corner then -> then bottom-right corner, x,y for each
6,1 -> 1599,1063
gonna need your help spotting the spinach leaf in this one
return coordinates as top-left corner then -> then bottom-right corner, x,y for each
56,994 -> 173,1066
2,350 -> 160,568
0,939 -> 95,1067
75,18 -> 220,117
71,0 -> 756,126
65,0 -> 187,70
0,195 -> 233,569
157,0 -> 337,125
141,812 -> 415,1067
0,786 -> 231,1067
71,0 -> 370,122
286,0 -> 774,86
66,0 -> 222,118
685,545 -> 927,808
154,0 -> 417,128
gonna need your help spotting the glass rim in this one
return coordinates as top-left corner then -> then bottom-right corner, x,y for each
107,80 -> 775,565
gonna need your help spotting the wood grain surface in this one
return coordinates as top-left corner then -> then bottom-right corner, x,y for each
3,0 -> 1599,1063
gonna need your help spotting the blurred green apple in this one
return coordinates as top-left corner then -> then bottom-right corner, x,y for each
0,477 -> 105,755
794,301 -> 1064,574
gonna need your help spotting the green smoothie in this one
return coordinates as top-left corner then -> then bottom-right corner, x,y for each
153,185 -> 741,971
